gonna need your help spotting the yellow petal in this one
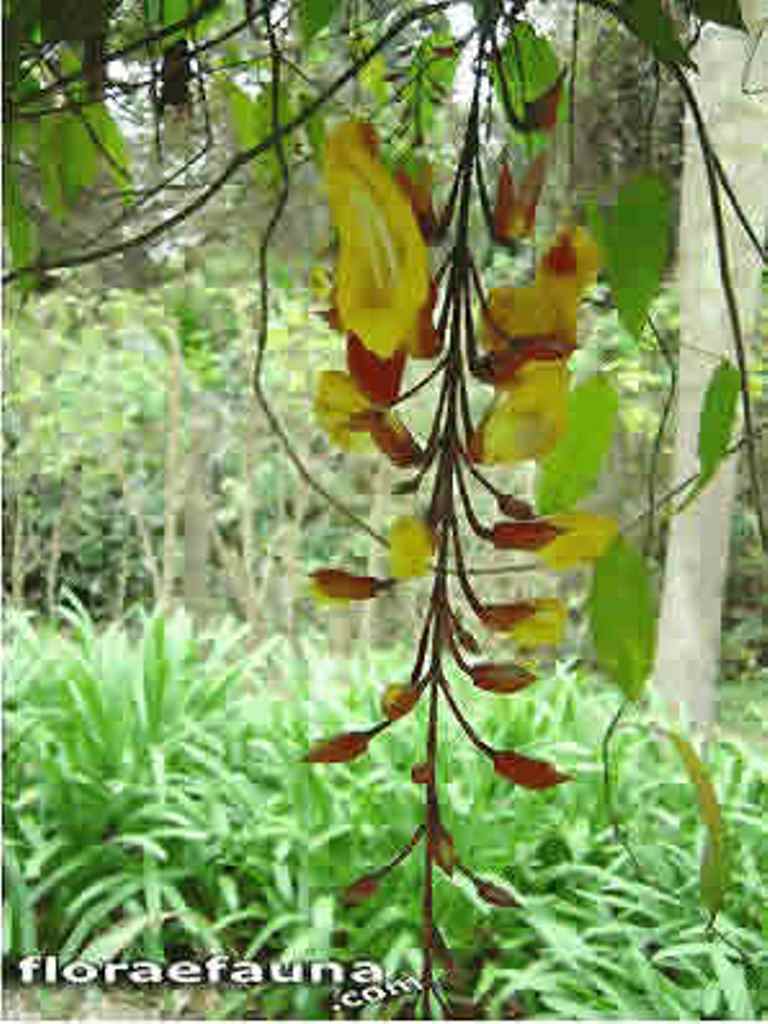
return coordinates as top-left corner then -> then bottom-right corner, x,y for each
480,361 -> 569,464
484,283 -> 577,352
507,598 -> 566,647
537,225 -> 601,296
313,370 -> 373,452
389,515 -> 434,579
541,513 -> 619,569
325,122 -> 429,358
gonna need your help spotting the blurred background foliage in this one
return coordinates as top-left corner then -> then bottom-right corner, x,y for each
5,251 -> 766,685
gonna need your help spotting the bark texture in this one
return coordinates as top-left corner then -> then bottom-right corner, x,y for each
654,25 -> 767,728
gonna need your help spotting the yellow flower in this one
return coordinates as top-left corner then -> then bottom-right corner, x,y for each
506,598 -> 566,647
313,370 -> 374,453
389,515 -> 434,579
475,359 -> 569,464
483,282 -> 577,352
482,225 -> 600,354
538,513 -> 619,570
535,225 -> 600,313
325,122 -> 429,359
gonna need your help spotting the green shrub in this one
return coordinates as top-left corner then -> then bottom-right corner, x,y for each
4,605 -> 767,1018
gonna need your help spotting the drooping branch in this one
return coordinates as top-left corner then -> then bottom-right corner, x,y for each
3,0 -> 453,286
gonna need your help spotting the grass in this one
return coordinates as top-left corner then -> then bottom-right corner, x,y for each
3,601 -> 768,1019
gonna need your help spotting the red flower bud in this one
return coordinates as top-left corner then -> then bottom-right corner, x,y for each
470,662 -> 537,694
381,684 -> 421,721
496,495 -> 535,520
474,878 -> 520,908
343,873 -> 380,905
493,750 -> 571,789
491,520 -> 561,551
304,731 -> 371,764
493,162 -> 515,241
453,620 -> 482,656
310,569 -> 384,601
479,602 -> 536,632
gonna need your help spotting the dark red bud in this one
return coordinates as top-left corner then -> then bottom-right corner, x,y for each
343,874 -> 380,905
470,662 -> 537,694
411,762 -> 432,784
474,878 -> 521,907
491,520 -> 561,551
304,731 -> 371,764
492,750 -> 571,789
496,495 -> 535,519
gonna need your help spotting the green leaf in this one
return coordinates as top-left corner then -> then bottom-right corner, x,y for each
145,0 -> 225,42
700,834 -> 728,918
491,22 -> 563,144
698,359 -> 740,483
82,103 -> 132,193
659,729 -> 728,916
161,0 -> 192,28
219,80 -> 290,187
589,536 -> 656,701
39,117 -> 66,220
252,88 -> 292,187
676,359 -> 740,513
403,31 -> 459,140
59,114 -> 100,203
360,54 -> 389,105
300,0 -> 338,42
536,375 -> 619,514
665,732 -> 721,835
620,0 -> 697,69
594,173 -> 671,340
710,947 -> 753,1017
3,166 -> 39,283
688,0 -> 745,30
79,913 -> 160,963
220,80 -> 259,149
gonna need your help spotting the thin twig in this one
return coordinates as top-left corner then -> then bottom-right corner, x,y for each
4,1 -> 453,285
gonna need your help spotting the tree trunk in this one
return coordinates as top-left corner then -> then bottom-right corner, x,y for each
653,25 -> 767,728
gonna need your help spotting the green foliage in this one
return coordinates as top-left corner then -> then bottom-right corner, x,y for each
491,22 -> 564,147
589,174 -> 672,341
665,731 -> 727,918
300,0 -> 339,42
400,30 -> 459,142
81,102 -> 133,193
688,0 -> 746,30
218,79 -> 294,186
619,0 -> 697,69
678,359 -> 741,513
589,536 -> 656,701
2,168 -> 39,290
4,609 -> 767,1017
536,375 -> 619,515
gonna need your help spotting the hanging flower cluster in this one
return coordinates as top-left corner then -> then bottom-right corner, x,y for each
304,76 -> 619,1006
